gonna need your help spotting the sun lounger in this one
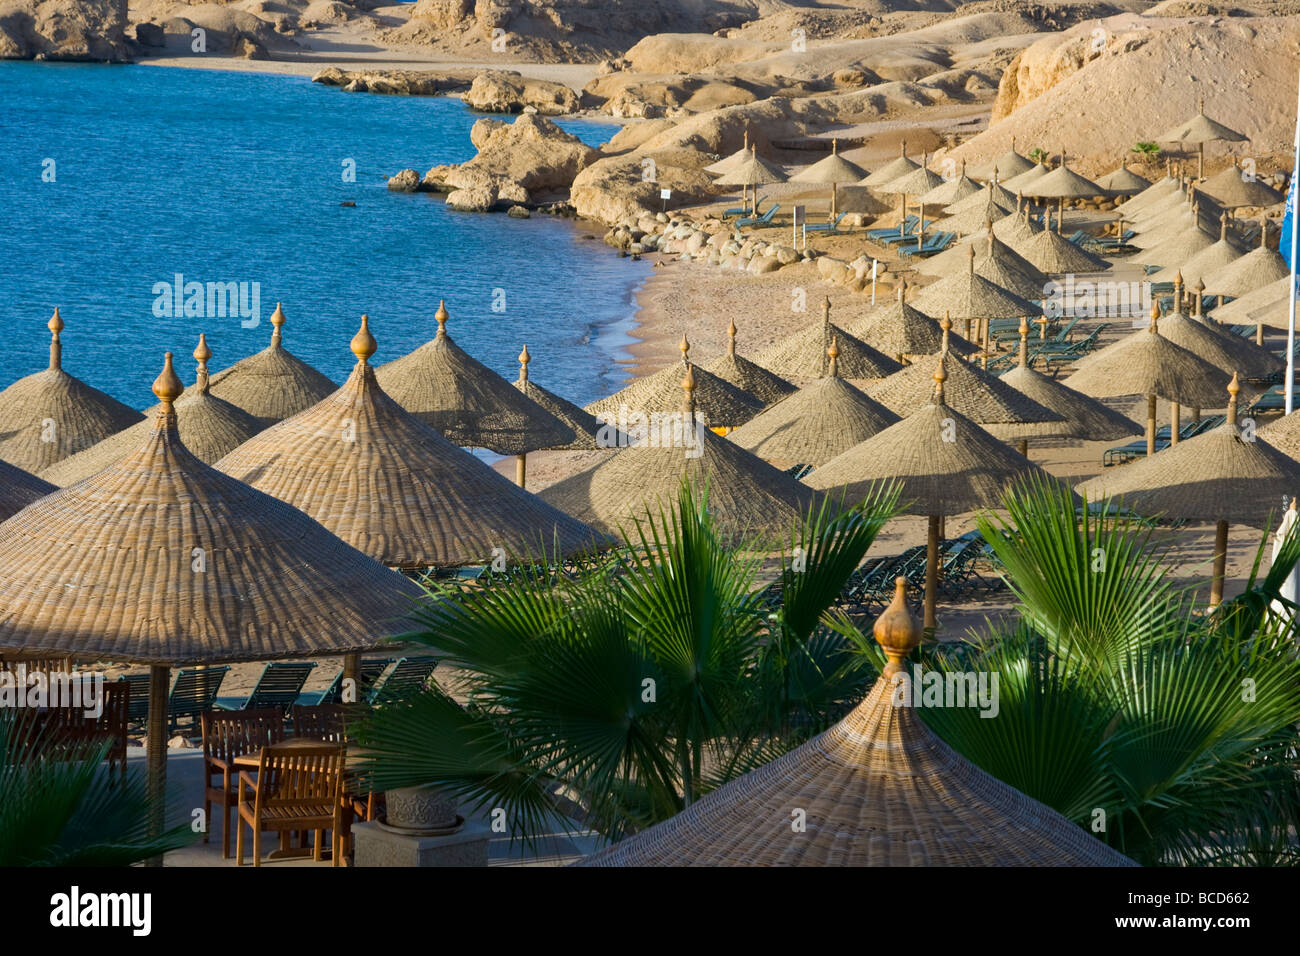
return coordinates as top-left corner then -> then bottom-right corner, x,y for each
215,661 -> 315,716
867,216 -> 919,243
898,231 -> 955,257
167,666 -> 231,734
736,204 -> 779,228
723,195 -> 765,219
119,673 -> 151,730
805,212 -> 850,234
297,658 -> 394,706
369,656 -> 439,702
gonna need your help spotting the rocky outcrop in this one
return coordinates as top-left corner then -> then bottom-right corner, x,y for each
581,72 -> 764,118
312,66 -> 479,95
462,70 -> 579,114
387,169 -> 421,192
0,0 -> 131,61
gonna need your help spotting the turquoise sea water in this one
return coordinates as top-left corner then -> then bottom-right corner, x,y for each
0,61 -> 648,409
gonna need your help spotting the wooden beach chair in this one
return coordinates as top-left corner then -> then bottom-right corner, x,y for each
167,666 -> 231,735
236,744 -> 347,867
201,708 -> 286,859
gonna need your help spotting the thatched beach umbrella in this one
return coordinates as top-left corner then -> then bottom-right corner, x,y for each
999,318 -> 1141,455
726,339 -> 898,467
217,316 -> 604,567
1147,214 -> 1242,287
966,139 -> 1036,182
513,345 -> 615,451
924,230 -> 1046,301
1210,275 -> 1289,328
1260,406 -> 1300,459
586,333 -> 765,429
703,130 -> 752,175
42,335 -> 265,487
1201,220 -> 1290,298
0,352 -> 422,825
751,298 -> 901,381
945,176 -> 1017,216
713,147 -> 786,217
991,206 -> 1044,252
542,367 -> 821,542
1116,171 -> 1182,216
1198,163 -> 1283,211
702,320 -> 798,407
0,459 -> 54,521
1096,159 -> 1152,196
809,358 -> 1063,629
1021,149 -> 1104,230
207,303 -> 336,427
374,301 -> 576,469
1014,216 -> 1110,273
0,309 -> 143,475
867,319 -> 1066,441
1158,96 -> 1247,179
1001,161 -> 1048,193
1155,280 -> 1281,381
860,138 -> 920,188
580,577 -> 1133,866
1079,374 -> 1300,605
877,153 -> 944,250
1064,308 -> 1232,454
789,139 -> 868,219
940,189 -> 1016,236
916,159 -> 982,209
846,279 -> 979,363
911,246 -> 1042,345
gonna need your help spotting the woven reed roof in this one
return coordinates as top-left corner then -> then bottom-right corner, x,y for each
916,163 -> 982,206
1078,378 -> 1300,530
845,281 -> 979,361
0,459 -> 54,522
1198,165 -> 1283,208
1210,276 -> 1289,326
940,196 -> 1015,236
1147,226 -> 1241,287
1158,103 -> 1247,144
701,321 -> 798,406
1133,198 -> 1224,247
512,346 -> 614,451
919,231 -> 1045,286
860,141 -> 920,188
1155,307 -> 1282,379
911,249 -> 1042,324
581,578 -> 1135,867
1011,226 -> 1110,274
1096,164 -> 1152,195
867,347 -> 1066,440
1129,189 -> 1201,228
1116,176 -> 1181,215
216,318 -> 605,568
992,209 -> 1043,251
1002,162 -> 1048,192
207,303 -> 337,426
944,180 -> 1018,215
0,309 -> 144,476
586,334 -> 765,427
809,359 -> 1063,513
967,143 -> 1037,182
704,133 -> 753,175
1063,318 -> 1232,407
1022,162 -> 1104,199
1260,408 -> 1300,459
1135,223 -> 1217,266
1201,241 -> 1290,298
789,140 -> 868,184
0,353 -> 422,666
42,335 -> 265,487
726,343 -> 899,466
751,300 -> 901,380
713,148 -> 786,187
542,369 -> 820,541
373,301 -> 576,454
878,156 -> 943,196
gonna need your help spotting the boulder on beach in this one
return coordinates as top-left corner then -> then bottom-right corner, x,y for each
446,184 -> 498,211
463,70 -> 580,115
311,67 -> 479,96
449,114 -> 598,198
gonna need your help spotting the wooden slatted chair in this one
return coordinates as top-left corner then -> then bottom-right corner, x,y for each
40,682 -> 130,777
201,708 -> 287,859
291,703 -> 378,829
236,744 -> 347,867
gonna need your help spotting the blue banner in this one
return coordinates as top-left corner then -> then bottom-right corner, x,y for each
1284,171 -> 1298,269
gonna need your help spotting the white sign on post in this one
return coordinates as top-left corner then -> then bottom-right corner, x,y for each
792,205 -> 805,249
660,187 -> 671,213
871,259 -> 878,305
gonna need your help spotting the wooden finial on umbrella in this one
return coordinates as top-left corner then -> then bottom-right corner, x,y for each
940,311 -> 952,352
434,300 -> 449,334
194,333 -> 212,393
47,307 -> 64,372
1194,279 -> 1205,317
727,319 -> 737,357
1149,297 -> 1161,333
901,138 -> 907,159
1227,371 -> 1240,426
269,302 -> 285,346
681,363 -> 697,419
832,138 -> 838,156
518,343 -> 531,383
898,277 -> 908,302
1198,94 -> 1205,114
679,332 -> 691,364
153,352 -> 184,412
874,577 -> 921,676
351,314 -> 377,364
827,336 -> 840,378
1018,315 -> 1030,368
1219,211 -> 1228,242
967,243 -> 976,274
1173,271 -> 1184,312
932,354 -> 948,404
1260,215 -> 1268,249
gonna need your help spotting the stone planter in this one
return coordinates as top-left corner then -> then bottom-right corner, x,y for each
383,784 -> 462,836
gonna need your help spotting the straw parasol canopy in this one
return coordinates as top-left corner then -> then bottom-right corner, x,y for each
1260,408 -> 1300,459
542,366 -> 821,542
1201,221 -> 1290,298
751,299 -> 902,381
1117,173 -> 1182,216
580,576 -> 1134,867
966,139 -> 1036,182
911,246 -> 1043,329
923,230 -> 1047,301
1210,275 -> 1289,327
704,130 -> 753,175
867,325 -> 1066,440
1096,160 -> 1152,196
0,459 -> 54,522
216,317 -> 605,568
1146,215 -> 1242,287
42,335 -> 265,487
207,303 -> 337,427
945,177 -> 1017,215
860,139 -> 920,188
586,333 -> 765,427
1153,290 -> 1281,381
999,318 -> 1141,445
1021,149 -> 1105,227
1157,96 -> 1248,179
1198,164 -> 1283,209
845,278 -> 979,363
789,139 -> 869,218
513,345 -> 616,451
713,146 -> 787,216
373,300 -> 576,455
0,309 -> 144,475
702,320 -> 798,407
940,191 -> 1016,236
1014,218 -> 1110,273
1001,161 -> 1048,192
1079,374 -> 1300,605
916,159 -> 982,207
1135,222 -> 1218,268
991,207 -> 1044,251
811,357 -> 1067,628
726,339 -> 899,467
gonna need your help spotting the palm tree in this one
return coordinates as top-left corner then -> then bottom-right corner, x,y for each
0,713 -> 196,866
833,476 -> 1300,865
354,480 -> 900,843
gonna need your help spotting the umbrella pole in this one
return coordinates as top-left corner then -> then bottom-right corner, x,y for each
515,453 -> 527,489
1198,143 -> 1204,181
1017,438 -> 1029,457
831,183 -> 837,220
1257,324 -> 1265,346
1170,402 -> 1181,445
1146,393 -> 1157,456
145,663 -> 170,867
1210,518 -> 1229,606
925,514 -> 941,632
899,194 -> 906,239
342,652 -> 360,703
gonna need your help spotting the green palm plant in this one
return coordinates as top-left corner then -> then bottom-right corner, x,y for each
354,479 -> 900,843
0,713 -> 195,866
843,477 -> 1300,865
